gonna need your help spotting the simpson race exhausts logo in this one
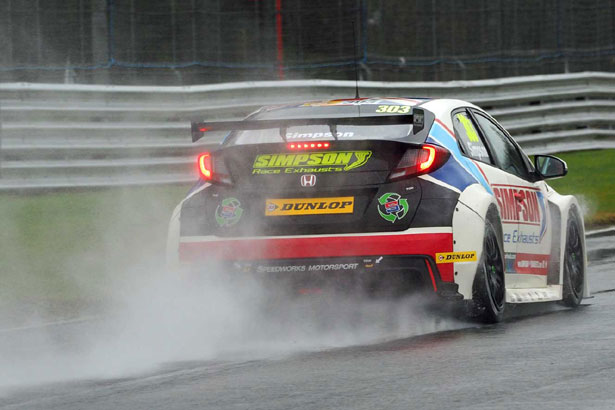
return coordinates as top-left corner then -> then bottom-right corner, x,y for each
493,185 -> 548,244
252,151 -> 372,174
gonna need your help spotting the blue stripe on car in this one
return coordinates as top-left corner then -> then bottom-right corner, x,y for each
426,122 -> 494,195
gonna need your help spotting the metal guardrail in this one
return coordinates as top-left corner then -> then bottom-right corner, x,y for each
1,71 -> 614,190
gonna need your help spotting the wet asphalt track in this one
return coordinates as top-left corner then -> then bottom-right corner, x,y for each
1,235 -> 615,410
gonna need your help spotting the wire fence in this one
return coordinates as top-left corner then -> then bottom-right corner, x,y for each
1,0 -> 614,85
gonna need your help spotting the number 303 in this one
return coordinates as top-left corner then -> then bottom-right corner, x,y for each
375,105 -> 411,113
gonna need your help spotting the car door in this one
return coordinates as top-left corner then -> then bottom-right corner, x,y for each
451,109 -> 518,267
471,110 -> 551,289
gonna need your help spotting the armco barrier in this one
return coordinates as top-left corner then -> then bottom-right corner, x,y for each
1,72 -> 614,190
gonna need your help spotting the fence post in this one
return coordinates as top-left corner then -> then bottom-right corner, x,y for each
5,0 -> 13,70
275,0 -> 284,80
556,0 -> 568,73
361,0 -> 368,63
91,0 -> 110,83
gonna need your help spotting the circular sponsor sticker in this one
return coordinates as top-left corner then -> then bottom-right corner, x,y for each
377,192 -> 409,223
215,197 -> 243,227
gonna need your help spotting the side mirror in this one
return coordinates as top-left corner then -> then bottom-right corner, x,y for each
534,155 -> 568,179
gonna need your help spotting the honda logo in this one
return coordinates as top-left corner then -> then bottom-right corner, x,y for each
300,174 -> 317,187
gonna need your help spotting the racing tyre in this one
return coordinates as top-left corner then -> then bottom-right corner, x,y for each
466,210 -> 506,323
560,208 -> 584,307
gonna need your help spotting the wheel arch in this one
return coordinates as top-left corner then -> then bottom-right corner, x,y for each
166,182 -> 211,271
546,189 -> 589,297
452,183 -> 501,299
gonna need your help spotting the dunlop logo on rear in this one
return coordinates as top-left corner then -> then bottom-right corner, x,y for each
265,197 -> 354,216
252,151 -> 372,174
435,251 -> 477,264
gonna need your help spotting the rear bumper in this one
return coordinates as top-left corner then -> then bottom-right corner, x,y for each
228,255 -> 462,299
178,229 -> 457,289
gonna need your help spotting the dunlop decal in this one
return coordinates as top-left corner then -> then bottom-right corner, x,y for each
266,197 -> 354,216
435,251 -> 477,264
252,151 -> 372,174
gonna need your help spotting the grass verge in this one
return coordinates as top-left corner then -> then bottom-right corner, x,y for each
545,149 -> 615,228
0,184 -> 191,324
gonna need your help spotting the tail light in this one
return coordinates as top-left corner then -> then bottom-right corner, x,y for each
196,152 -> 232,184
197,153 -> 213,180
388,144 -> 450,181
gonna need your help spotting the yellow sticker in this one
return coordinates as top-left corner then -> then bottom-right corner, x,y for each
253,151 -> 372,173
435,251 -> 477,264
455,113 -> 480,142
266,197 -> 354,216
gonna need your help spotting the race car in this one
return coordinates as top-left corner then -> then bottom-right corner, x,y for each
167,97 -> 588,323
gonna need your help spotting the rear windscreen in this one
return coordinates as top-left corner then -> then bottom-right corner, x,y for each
228,100 -> 422,145
231,124 -> 412,145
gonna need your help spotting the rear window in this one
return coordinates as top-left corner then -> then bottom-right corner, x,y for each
230,124 -> 413,145
229,100 -> 418,145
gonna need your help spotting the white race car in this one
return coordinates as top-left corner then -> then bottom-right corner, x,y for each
168,98 -> 588,323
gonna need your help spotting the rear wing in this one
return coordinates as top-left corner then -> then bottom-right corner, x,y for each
191,111 -> 426,143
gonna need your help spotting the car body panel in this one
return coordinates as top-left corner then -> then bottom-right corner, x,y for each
168,97 -> 588,304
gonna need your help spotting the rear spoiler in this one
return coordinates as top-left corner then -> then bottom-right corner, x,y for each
191,111 -> 425,143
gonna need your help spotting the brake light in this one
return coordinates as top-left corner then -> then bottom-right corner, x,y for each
418,146 -> 436,171
288,142 -> 330,150
197,152 -> 213,180
388,144 -> 449,181
196,152 -> 232,184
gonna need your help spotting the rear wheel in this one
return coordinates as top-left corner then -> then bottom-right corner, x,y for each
560,208 -> 584,307
466,212 -> 506,323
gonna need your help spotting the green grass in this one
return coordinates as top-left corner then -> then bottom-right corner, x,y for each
0,185 -> 191,323
545,149 -> 615,227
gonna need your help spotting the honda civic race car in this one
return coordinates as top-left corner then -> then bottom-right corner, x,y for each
167,97 -> 588,323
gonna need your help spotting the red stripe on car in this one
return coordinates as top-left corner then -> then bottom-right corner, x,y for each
179,233 -> 455,282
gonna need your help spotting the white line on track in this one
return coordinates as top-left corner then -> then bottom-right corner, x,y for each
586,226 -> 615,238
0,316 -> 100,334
